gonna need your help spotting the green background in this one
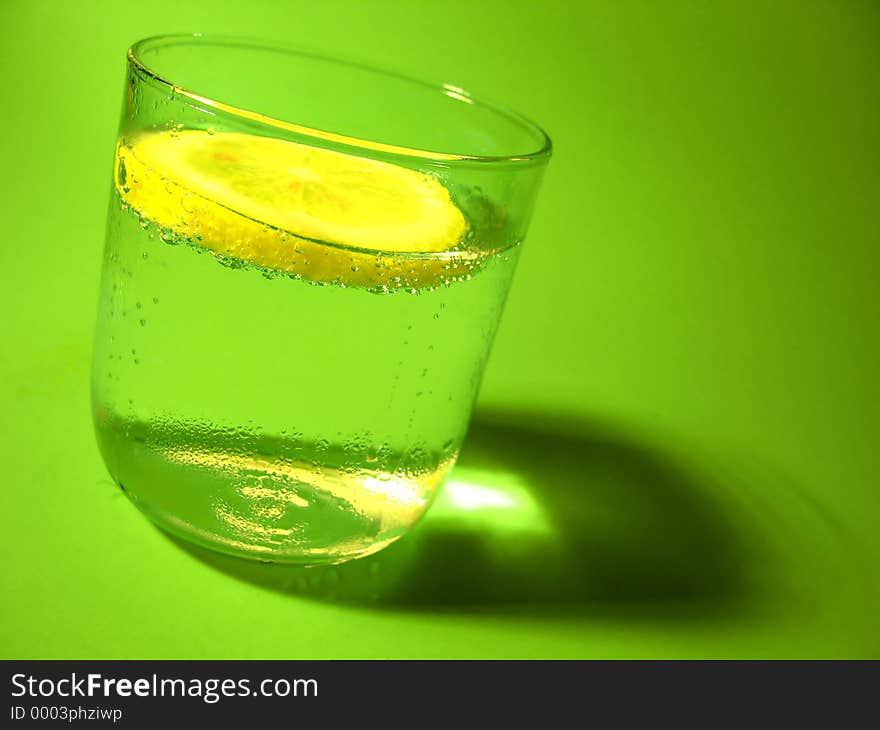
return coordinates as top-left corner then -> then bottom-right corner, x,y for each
1,0 -> 878,658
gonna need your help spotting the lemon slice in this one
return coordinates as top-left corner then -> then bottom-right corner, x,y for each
115,129 -> 476,289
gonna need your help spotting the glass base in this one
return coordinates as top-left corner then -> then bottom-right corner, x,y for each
95,415 -> 448,565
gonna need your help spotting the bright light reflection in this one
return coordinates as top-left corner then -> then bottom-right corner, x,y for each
360,474 -> 426,507
443,480 -> 518,510
432,469 -> 555,537
443,86 -> 473,104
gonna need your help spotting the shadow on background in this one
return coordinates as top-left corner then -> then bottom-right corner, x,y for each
168,409 -> 763,618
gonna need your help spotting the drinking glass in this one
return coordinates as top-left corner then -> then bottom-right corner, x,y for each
92,35 -> 551,563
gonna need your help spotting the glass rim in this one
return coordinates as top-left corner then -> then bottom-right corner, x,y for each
128,34 -> 553,167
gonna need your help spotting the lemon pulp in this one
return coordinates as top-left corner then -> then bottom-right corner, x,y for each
115,129 -> 477,289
